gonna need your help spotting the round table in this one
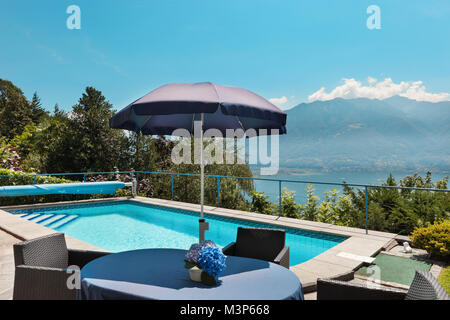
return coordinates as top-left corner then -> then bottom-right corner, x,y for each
79,248 -> 303,300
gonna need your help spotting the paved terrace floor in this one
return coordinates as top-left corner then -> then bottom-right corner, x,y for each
0,229 -> 17,299
0,196 -> 398,299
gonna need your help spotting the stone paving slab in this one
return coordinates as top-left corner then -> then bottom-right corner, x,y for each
336,252 -> 375,264
0,229 -> 20,300
292,260 -> 351,278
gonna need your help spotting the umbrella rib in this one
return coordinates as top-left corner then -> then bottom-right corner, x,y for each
139,115 -> 153,132
210,82 -> 245,132
235,115 -> 245,131
210,82 -> 222,111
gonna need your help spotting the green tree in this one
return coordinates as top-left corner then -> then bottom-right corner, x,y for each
68,87 -> 122,172
250,190 -> 274,215
317,188 -> 355,225
300,184 -> 320,220
136,137 -> 254,211
33,108 -> 74,173
342,172 -> 449,234
280,188 -> 301,218
29,92 -> 48,123
0,79 -> 34,139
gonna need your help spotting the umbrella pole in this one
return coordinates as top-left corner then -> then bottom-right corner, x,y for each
199,113 -> 208,243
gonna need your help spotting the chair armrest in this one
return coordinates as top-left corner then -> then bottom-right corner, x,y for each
13,265 -> 78,300
317,278 -> 407,300
222,242 -> 236,256
273,246 -> 289,268
68,249 -> 110,268
328,270 -> 355,282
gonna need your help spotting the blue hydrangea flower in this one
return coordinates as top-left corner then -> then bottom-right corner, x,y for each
201,240 -> 216,248
185,243 -> 202,263
185,240 -> 218,264
197,246 -> 227,279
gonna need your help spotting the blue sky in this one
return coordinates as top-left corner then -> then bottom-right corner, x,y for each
1,0 -> 449,111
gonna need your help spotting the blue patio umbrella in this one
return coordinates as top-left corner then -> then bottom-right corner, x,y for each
110,82 -> 287,242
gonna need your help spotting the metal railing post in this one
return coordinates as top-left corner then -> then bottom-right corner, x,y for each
171,174 -> 174,200
136,172 -> 139,194
83,174 -> 86,182
278,180 -> 282,217
365,186 -> 369,235
217,177 -> 220,207
33,174 -> 37,185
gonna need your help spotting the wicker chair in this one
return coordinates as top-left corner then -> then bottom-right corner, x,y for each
222,227 -> 289,268
317,270 -> 450,300
13,233 -> 109,300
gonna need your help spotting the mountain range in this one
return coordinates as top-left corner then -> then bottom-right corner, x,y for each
278,96 -> 450,172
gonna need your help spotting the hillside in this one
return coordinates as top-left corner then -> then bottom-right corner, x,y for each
279,96 -> 450,171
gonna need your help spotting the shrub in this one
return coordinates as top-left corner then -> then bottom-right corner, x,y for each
0,138 -> 22,171
280,188 -> 301,218
249,190 -> 274,215
299,184 -> 320,221
0,168 -> 73,186
410,220 -> 450,261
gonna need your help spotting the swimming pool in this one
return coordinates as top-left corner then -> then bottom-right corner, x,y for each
8,200 -> 346,266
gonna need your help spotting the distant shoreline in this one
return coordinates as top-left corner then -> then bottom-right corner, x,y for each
251,167 -> 450,178
250,169 -> 449,203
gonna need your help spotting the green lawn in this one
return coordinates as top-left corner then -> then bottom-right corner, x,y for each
356,253 -> 432,286
438,265 -> 450,294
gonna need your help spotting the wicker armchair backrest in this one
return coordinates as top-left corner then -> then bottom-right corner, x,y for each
234,227 -> 285,262
406,270 -> 450,300
13,233 -> 69,269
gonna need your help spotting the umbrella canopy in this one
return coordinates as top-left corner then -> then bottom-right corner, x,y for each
110,82 -> 287,243
109,82 -> 286,136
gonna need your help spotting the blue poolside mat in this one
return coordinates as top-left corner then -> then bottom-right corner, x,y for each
0,182 -> 125,197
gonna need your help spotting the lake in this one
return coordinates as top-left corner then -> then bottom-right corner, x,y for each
251,169 -> 449,204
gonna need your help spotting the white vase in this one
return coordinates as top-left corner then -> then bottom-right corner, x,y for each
189,266 -> 203,282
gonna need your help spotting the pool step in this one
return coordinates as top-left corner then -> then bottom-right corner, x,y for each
35,214 -> 58,225
24,213 -> 43,221
27,213 -> 46,221
23,213 -> 62,226
47,215 -> 79,229
20,213 -> 35,218
15,211 -> 80,229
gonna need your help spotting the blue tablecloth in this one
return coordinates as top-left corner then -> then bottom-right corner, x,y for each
79,248 -> 303,300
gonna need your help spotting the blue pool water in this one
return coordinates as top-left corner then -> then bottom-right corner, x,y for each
8,200 -> 346,266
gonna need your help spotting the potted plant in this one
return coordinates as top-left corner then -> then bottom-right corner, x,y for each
184,240 -> 227,286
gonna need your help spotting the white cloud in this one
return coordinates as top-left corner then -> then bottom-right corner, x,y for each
367,76 -> 377,84
269,96 -> 288,106
308,78 -> 450,103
